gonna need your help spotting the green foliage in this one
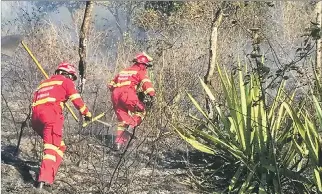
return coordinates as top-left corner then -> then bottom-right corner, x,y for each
173,61 -> 322,193
144,2 -> 183,16
313,67 -> 322,103
305,22 -> 322,40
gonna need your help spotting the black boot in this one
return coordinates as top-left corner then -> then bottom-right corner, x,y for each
113,143 -> 123,152
36,181 -> 52,192
37,181 -> 45,189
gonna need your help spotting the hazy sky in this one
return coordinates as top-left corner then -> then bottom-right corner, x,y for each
1,1 -> 143,65
1,1 -> 122,32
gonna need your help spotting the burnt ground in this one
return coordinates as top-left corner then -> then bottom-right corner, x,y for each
1,124 -> 225,194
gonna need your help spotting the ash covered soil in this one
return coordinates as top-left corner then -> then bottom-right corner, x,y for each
1,126 -> 205,194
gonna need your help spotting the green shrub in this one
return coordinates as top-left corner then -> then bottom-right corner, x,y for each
172,62 -> 322,193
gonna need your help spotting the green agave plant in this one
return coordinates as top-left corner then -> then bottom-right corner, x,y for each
172,62 -> 322,193
282,68 -> 322,193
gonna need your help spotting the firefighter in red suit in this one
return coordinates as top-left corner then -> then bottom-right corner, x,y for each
31,62 -> 92,189
108,52 -> 155,151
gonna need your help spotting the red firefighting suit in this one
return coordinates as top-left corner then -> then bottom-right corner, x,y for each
108,63 -> 155,146
31,74 -> 90,184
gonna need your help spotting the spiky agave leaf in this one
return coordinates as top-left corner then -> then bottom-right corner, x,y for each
313,95 -> 322,130
283,101 -> 322,192
173,62 -> 317,192
172,123 -> 216,155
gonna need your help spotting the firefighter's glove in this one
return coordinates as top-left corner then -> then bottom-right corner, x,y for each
145,95 -> 155,110
138,92 -> 145,102
84,112 -> 92,122
150,95 -> 156,104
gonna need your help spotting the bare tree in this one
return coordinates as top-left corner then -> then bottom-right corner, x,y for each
316,1 -> 322,79
204,3 -> 224,118
79,1 -> 94,94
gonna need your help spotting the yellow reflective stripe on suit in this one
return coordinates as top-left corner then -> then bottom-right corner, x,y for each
117,122 -> 127,131
32,97 -> 56,107
69,93 -> 81,101
80,105 -> 87,114
141,78 -> 151,84
144,88 -> 155,94
43,154 -> 56,162
119,70 -> 137,75
37,81 -> 63,90
44,143 -> 64,157
112,81 -> 131,87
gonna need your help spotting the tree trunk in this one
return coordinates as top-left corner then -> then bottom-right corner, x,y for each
315,1 -> 322,101
316,1 -> 322,80
77,1 -> 93,167
204,6 -> 223,118
79,1 -> 94,94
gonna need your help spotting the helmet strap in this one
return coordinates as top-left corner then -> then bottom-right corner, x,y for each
55,70 -> 74,80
